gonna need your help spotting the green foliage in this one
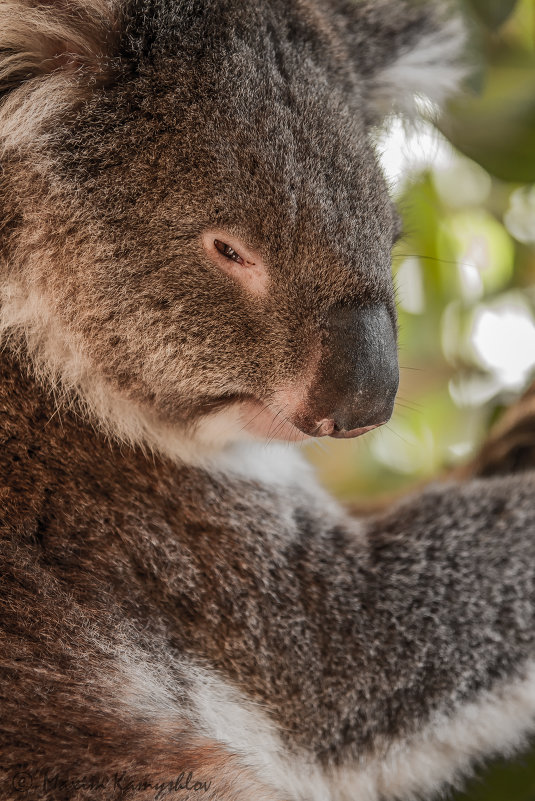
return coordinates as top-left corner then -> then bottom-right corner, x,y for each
466,0 -> 519,29
455,753 -> 535,801
445,0 -> 535,181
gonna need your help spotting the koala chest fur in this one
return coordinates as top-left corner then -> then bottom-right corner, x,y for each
3,344 -> 535,801
1,2 -> 535,801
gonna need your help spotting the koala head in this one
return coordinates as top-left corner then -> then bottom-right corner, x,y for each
0,0 -> 466,461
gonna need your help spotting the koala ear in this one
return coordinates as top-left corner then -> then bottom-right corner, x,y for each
0,1 -> 119,148
0,0 -> 119,96
355,1 -> 469,120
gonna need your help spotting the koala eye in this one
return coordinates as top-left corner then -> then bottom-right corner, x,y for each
202,230 -> 267,294
214,239 -> 245,265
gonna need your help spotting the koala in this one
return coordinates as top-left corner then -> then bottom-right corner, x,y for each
1,1 -> 534,800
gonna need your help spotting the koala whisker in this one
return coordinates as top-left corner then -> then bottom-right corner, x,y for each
394,252 -> 476,271
237,403 -> 271,435
396,391 -> 424,410
265,407 -> 286,442
394,400 -> 421,414
308,437 -> 329,454
266,413 -> 288,445
384,422 -> 413,448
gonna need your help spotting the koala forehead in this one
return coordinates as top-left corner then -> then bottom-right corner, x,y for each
55,0 -> 397,304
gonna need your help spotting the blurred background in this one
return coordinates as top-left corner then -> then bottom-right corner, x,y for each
304,0 -> 535,798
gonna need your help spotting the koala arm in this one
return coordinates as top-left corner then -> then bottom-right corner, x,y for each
245,469 -> 535,799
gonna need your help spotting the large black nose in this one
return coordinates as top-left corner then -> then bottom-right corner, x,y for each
302,304 -> 399,437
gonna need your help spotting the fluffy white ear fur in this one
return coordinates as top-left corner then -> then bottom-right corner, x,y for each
0,0 -> 119,89
369,14 -> 470,119
0,0 -> 119,149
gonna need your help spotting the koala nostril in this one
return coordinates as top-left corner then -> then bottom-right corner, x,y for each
316,418 -> 335,437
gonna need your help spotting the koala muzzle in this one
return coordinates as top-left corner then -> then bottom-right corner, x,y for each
300,304 -> 399,438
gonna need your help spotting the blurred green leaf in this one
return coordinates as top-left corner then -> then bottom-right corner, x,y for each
466,0 -> 520,30
455,747 -> 535,801
438,210 -> 515,298
441,59 -> 535,183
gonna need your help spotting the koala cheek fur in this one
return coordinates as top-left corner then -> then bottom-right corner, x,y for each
3,4 -> 535,801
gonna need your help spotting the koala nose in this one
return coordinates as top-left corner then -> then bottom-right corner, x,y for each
301,304 -> 399,438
